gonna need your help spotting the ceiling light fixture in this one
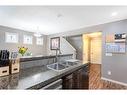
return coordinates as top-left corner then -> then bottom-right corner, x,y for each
111,12 -> 118,16
34,33 -> 42,37
34,26 -> 42,37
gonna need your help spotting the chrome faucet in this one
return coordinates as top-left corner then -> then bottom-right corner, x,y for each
55,48 -> 62,63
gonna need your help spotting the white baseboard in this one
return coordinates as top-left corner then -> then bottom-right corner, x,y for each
101,77 -> 127,86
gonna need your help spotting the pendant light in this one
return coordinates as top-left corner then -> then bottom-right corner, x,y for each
34,26 -> 42,37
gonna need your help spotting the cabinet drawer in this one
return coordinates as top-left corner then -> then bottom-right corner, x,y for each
0,66 -> 9,77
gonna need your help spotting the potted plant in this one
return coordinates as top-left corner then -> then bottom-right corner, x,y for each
18,46 -> 28,56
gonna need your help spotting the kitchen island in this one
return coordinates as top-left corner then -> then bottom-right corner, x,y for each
0,61 -> 89,89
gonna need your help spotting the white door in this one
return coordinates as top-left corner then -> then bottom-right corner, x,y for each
90,37 -> 102,64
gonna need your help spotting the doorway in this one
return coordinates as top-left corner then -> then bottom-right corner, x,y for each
83,32 -> 102,64
83,32 -> 102,89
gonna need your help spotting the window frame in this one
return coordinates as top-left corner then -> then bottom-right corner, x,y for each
5,32 -> 18,43
36,37 -> 43,45
23,35 -> 33,45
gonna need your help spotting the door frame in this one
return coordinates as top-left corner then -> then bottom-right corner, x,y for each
82,31 -> 102,64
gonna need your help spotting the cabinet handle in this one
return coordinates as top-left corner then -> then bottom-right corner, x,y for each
2,70 -> 7,73
14,68 -> 18,71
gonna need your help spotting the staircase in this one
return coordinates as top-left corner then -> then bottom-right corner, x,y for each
64,35 -> 83,60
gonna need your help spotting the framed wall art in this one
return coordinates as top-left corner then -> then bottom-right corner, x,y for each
106,43 -> 126,53
50,37 -> 60,50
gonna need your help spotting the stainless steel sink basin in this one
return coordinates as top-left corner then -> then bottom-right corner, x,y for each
47,61 -> 78,72
47,63 -> 67,71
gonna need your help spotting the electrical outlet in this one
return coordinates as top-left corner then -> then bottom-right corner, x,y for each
108,71 -> 111,75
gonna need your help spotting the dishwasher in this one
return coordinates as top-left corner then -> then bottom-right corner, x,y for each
40,79 -> 62,90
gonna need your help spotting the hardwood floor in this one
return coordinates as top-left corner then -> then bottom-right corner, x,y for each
89,64 -> 127,89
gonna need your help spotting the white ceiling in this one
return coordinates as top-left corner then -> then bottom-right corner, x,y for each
0,6 -> 127,35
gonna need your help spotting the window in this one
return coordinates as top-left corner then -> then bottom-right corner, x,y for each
23,35 -> 33,44
5,32 -> 18,43
36,37 -> 43,45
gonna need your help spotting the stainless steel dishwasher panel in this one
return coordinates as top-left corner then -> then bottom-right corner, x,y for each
40,79 -> 62,89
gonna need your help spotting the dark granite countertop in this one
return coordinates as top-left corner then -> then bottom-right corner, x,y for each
0,61 -> 88,89
20,54 -> 73,62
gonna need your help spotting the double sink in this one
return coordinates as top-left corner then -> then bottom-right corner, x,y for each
47,60 -> 79,72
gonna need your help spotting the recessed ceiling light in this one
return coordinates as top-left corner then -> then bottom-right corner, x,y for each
111,12 -> 118,16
